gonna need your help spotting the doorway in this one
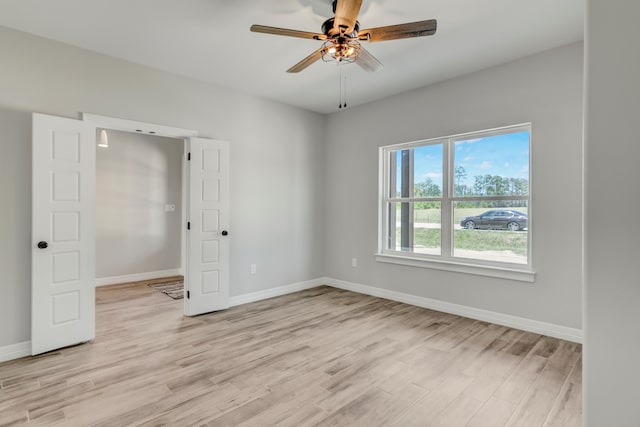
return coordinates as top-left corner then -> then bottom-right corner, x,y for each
95,129 -> 185,291
31,113 -> 231,355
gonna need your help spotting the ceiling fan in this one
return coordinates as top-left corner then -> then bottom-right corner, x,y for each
250,0 -> 437,73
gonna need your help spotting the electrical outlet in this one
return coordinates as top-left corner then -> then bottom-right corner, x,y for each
352,258 -> 358,268
251,264 -> 257,275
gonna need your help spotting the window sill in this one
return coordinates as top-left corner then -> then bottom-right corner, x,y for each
375,253 -> 535,283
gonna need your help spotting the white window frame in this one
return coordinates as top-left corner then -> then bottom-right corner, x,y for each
376,123 -> 535,282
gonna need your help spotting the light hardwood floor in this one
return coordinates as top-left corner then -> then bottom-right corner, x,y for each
0,283 -> 582,426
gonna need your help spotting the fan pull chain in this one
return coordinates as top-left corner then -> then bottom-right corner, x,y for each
343,75 -> 347,108
338,66 -> 348,110
338,66 -> 343,109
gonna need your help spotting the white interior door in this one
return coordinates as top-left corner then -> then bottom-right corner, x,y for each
185,137 -> 230,315
32,113 -> 96,355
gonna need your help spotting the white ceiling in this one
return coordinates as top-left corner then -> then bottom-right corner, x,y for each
0,0 -> 584,114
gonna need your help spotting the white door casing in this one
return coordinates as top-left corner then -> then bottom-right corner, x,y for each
32,113 -> 96,355
185,137 -> 230,315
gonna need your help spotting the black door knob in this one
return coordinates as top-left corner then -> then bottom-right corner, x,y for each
221,230 -> 228,236
37,241 -> 48,249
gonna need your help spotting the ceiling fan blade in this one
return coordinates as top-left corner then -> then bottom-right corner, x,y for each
250,25 -> 327,41
333,0 -> 362,35
358,19 -> 437,42
287,47 -> 325,73
355,46 -> 383,72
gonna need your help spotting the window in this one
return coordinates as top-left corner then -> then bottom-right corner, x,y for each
378,124 -> 532,279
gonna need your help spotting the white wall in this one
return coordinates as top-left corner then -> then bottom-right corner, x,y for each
96,130 -> 183,279
584,1 -> 640,425
0,26 -> 326,348
324,43 -> 584,330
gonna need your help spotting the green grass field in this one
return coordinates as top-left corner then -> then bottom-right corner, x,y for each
412,228 -> 528,255
394,207 -> 528,256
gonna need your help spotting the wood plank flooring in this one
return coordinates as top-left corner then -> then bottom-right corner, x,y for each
0,283 -> 582,426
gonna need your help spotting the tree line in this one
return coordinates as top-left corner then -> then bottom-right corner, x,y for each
413,166 -> 528,209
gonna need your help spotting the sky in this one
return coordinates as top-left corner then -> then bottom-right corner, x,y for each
409,130 -> 530,190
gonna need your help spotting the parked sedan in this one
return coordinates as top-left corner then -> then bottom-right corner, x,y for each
460,210 -> 528,231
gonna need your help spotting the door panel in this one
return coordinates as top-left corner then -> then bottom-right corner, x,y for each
185,138 -> 230,315
478,211 -> 493,228
32,113 -> 96,355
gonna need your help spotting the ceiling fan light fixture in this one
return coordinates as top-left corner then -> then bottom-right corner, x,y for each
321,39 -> 361,64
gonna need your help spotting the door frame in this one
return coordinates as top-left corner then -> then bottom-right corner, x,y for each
83,113 -> 198,315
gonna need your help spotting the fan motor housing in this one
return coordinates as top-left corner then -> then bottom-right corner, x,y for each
322,18 -> 360,37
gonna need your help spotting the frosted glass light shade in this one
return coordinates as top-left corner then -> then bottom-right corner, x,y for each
98,129 -> 109,148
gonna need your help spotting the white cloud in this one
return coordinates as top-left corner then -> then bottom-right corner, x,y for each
459,138 -> 483,145
416,172 -> 442,182
504,162 -> 510,167
464,156 -> 473,162
479,161 -> 492,170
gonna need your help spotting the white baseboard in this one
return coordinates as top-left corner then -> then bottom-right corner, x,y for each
0,341 -> 31,363
322,277 -> 583,343
95,269 -> 183,287
229,278 -> 324,307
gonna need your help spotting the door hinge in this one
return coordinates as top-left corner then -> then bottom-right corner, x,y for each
187,221 -> 191,230
187,152 -> 191,161
187,290 -> 190,299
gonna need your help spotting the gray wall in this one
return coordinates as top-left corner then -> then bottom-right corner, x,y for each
324,43 -> 584,329
0,26 -> 326,347
584,1 -> 640,425
96,130 -> 183,279
0,109 -> 32,347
